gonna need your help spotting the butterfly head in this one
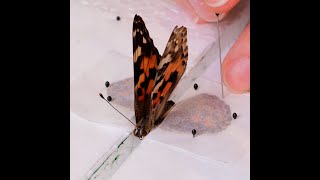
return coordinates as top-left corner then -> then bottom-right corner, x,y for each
133,126 -> 148,140
133,117 -> 151,140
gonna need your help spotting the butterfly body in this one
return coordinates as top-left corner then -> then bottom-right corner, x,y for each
132,15 -> 188,139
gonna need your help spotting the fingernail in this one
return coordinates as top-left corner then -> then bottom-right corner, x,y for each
224,57 -> 250,93
204,0 -> 240,14
204,0 -> 228,7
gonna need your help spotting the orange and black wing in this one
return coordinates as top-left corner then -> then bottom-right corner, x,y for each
133,14 -> 161,125
151,26 -> 188,125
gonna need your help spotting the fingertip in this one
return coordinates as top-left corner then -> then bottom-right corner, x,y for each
223,57 -> 250,93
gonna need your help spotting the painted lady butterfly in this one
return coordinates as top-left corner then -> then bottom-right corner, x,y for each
132,14 -> 188,139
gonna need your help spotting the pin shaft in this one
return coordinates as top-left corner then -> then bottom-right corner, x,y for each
99,93 -> 136,126
216,14 -> 224,99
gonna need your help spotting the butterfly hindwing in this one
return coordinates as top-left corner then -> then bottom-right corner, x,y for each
133,14 -> 161,126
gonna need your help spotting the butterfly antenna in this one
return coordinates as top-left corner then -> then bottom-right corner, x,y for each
99,93 -> 136,126
216,13 -> 224,99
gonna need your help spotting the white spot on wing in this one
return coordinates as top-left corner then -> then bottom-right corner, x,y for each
133,46 -> 141,62
153,78 -> 163,93
174,46 -> 179,52
158,54 -> 172,69
143,37 -> 147,43
166,41 -> 171,47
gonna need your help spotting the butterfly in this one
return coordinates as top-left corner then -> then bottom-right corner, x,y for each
132,14 -> 188,139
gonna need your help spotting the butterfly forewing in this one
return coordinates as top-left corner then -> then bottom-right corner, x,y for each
151,26 -> 188,124
133,15 -> 161,126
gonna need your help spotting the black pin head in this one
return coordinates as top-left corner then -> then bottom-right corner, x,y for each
99,93 -> 105,99
105,81 -> 110,88
107,96 -> 112,101
192,129 -> 196,137
215,13 -> 220,17
116,16 -> 121,21
233,113 -> 237,119
193,83 -> 198,90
